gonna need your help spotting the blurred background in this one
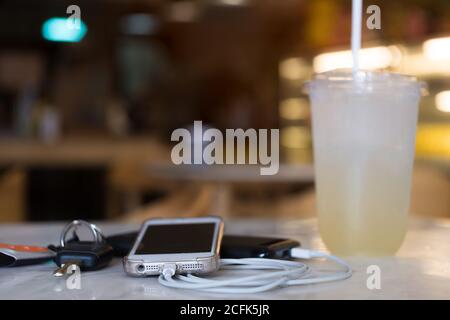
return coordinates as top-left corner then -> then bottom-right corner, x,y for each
0,0 -> 448,222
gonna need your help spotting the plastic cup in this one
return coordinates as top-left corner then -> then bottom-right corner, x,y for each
306,69 -> 425,256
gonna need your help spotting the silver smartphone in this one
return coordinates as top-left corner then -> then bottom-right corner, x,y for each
123,216 -> 224,277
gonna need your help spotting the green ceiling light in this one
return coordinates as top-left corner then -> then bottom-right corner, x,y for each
42,17 -> 87,42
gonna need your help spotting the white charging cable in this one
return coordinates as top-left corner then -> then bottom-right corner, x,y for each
158,248 -> 352,293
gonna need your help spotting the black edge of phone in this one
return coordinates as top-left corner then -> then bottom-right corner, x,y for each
106,232 -> 300,259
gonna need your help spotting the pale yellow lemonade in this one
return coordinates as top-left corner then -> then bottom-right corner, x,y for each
309,70 -> 422,256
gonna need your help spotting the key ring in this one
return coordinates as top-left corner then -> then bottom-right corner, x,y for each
59,220 -> 106,247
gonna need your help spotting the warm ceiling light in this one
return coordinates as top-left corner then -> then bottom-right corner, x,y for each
218,0 -> 248,6
313,46 -> 400,73
279,58 -> 310,80
402,51 -> 450,76
279,98 -> 309,120
281,126 -> 310,149
435,91 -> 450,113
423,37 -> 450,61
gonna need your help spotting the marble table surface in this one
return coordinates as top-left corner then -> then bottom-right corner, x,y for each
1,217 -> 450,300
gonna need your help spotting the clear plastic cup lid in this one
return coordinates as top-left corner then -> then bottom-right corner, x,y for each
304,69 -> 428,96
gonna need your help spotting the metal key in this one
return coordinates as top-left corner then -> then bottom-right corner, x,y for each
53,220 -> 113,277
54,262 -> 77,277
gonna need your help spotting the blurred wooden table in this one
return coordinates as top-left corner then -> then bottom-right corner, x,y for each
146,163 -> 314,183
145,164 -> 315,217
0,137 -> 171,220
0,137 -> 170,166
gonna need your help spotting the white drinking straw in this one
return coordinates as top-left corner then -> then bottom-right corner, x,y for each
351,0 -> 363,74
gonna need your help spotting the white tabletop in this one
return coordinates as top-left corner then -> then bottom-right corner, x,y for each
1,217 -> 450,300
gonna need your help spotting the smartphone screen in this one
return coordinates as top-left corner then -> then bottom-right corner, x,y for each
135,223 -> 216,254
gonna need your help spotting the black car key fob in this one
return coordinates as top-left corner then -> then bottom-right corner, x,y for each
54,241 -> 114,272
52,220 -> 114,276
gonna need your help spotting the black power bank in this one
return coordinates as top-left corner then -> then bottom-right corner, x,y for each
220,235 -> 300,259
106,232 -> 300,259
